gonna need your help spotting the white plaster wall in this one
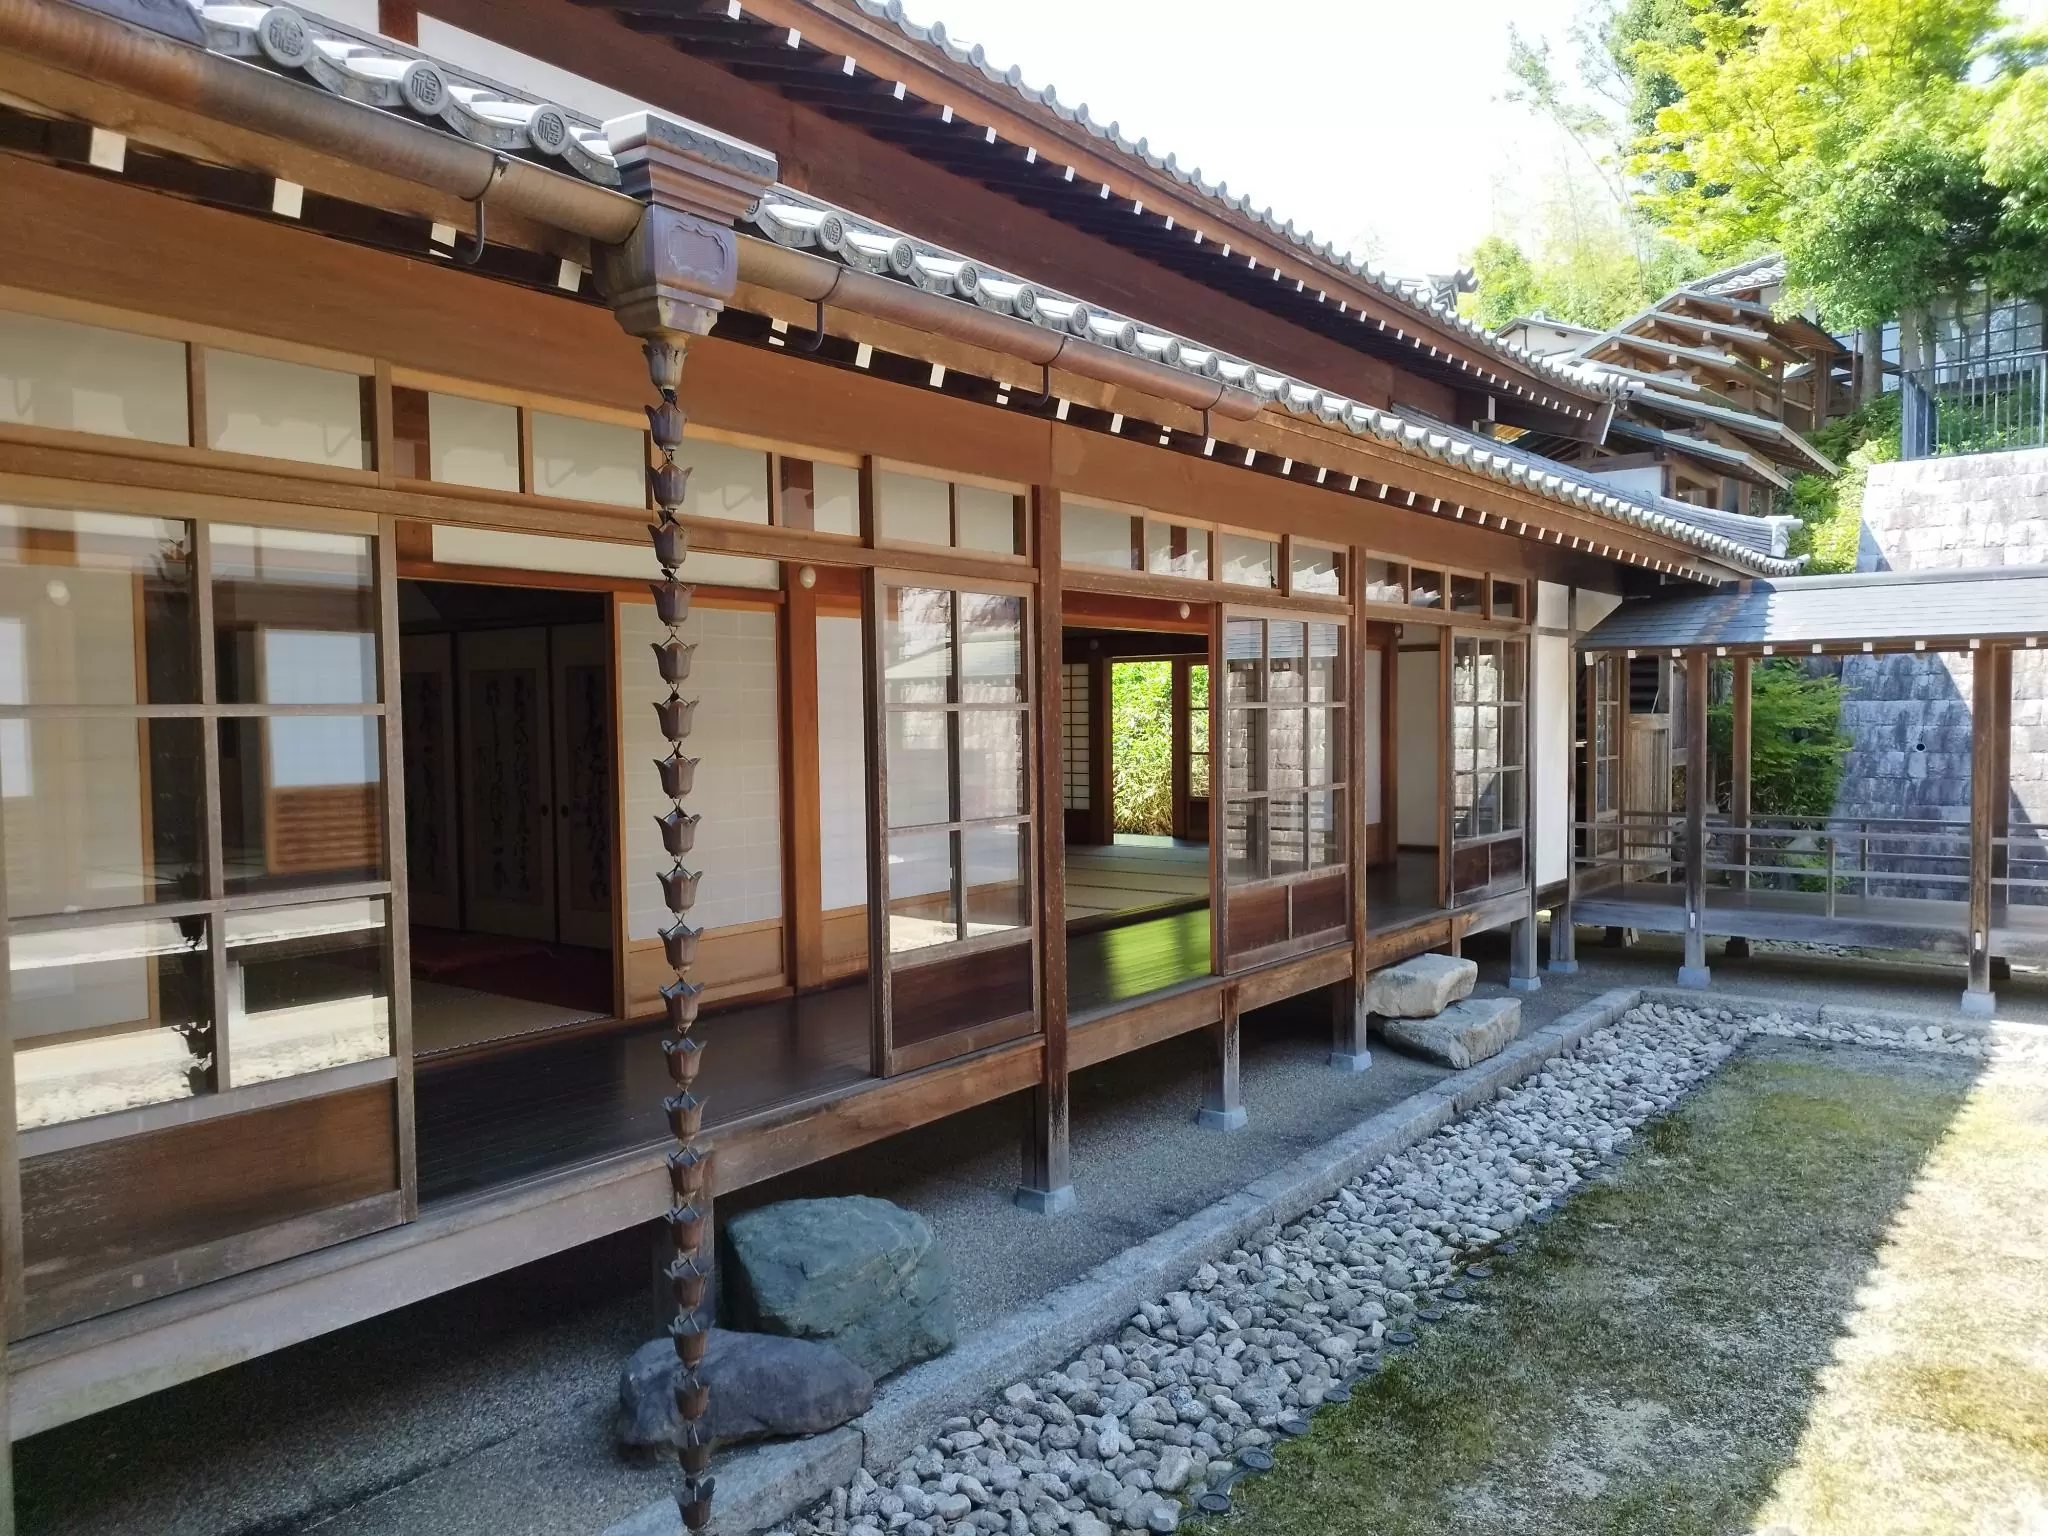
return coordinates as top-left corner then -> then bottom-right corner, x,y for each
816,615 -> 868,911
1396,631 -> 1441,847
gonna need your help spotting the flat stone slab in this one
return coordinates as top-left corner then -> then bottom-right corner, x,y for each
1365,952 -> 1478,1019
1377,995 -> 1522,1069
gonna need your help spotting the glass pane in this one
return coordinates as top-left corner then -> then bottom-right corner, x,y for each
11,915 -> 211,1130
0,311 -> 189,445
1409,568 -> 1444,608
959,592 -> 1024,702
1478,641 -> 1502,702
888,829 -> 957,952
0,504 -> 196,704
1269,708 -> 1306,791
1306,622 -> 1342,703
812,461 -> 861,536
1145,521 -> 1209,580
1270,793 -> 1306,876
1306,706 -> 1343,786
1501,703 -> 1526,768
1500,767 -> 1525,831
1492,579 -> 1524,620
1306,790 -> 1342,868
1503,640 -> 1526,702
959,710 -> 1026,820
1476,708 -> 1501,773
219,716 -> 384,894
956,485 -> 1021,554
679,437 -> 770,524
1453,772 -> 1475,839
1063,502 -> 1137,569
876,470 -> 951,546
1223,619 -> 1264,704
885,587 -> 953,704
962,823 -> 1028,935
1363,559 -> 1406,605
1224,707 -> 1266,794
1219,533 -> 1276,587
529,410 -> 645,508
1188,663 -> 1211,799
886,709 -> 952,828
1267,622 -> 1305,703
1224,797 -> 1267,883
204,351 -> 370,469
426,392 -> 520,492
212,525 -> 376,705
1450,575 -> 1485,615
1452,639 -> 1477,704
2,716 -> 203,917
1474,772 -> 1500,836
224,897 -> 390,1088
1290,542 -> 1343,596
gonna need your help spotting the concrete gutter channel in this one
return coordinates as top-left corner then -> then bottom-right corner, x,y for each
611,982 -> 2045,1535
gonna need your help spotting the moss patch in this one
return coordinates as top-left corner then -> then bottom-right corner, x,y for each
1201,1040 -> 2048,1536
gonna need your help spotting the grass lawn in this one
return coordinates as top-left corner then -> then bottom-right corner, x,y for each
1202,1036 -> 2048,1536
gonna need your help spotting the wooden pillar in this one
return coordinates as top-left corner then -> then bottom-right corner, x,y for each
1017,486 -> 1074,1212
1509,628 -> 1540,993
1724,653 -> 1754,959
1964,644 -> 2000,1016
1992,645 -> 2014,982
783,564 -> 825,990
1332,550 -> 1371,1070
1678,651 -> 1712,988
1552,647 -> 1588,974
1198,985 -> 1247,1130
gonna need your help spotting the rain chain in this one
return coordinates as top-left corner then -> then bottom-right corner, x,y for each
645,335 -> 714,1532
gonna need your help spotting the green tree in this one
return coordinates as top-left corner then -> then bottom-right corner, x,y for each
1709,661 -> 1850,819
1110,661 -> 1174,836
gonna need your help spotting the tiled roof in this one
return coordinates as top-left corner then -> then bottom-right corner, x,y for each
749,188 -> 1801,577
835,0 -> 1625,403
159,0 -> 623,184
1689,254 -> 1787,297
1584,566 -> 2048,651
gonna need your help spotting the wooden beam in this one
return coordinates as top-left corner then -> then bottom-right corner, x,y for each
1018,485 -> 1073,1213
1197,984 -> 1247,1130
1730,653 -> 1753,925
1679,650 -> 1711,988
1965,644 -> 2000,1015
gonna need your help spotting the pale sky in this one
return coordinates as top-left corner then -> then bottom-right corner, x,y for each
897,0 -> 1602,279
903,0 -> 2048,281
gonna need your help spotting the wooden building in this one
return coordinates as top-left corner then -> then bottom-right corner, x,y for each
1503,258 -> 1850,520
0,0 -> 1806,1504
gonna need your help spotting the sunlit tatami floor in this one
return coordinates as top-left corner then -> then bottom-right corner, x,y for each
1065,836 -> 1211,924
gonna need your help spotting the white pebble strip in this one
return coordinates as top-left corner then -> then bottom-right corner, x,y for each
770,1001 -> 2010,1536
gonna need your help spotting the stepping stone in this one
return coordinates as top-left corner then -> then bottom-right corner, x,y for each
1376,995 -> 1522,1069
1363,953 -> 1478,1019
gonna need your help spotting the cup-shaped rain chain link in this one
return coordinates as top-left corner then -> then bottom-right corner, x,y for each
645,337 -> 716,1532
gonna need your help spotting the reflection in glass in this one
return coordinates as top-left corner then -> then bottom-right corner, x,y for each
11,916 -> 211,1129
1409,568 -> 1444,607
1307,623 -> 1342,703
1145,521 -> 1209,580
888,829 -> 957,952
1,716 -> 203,917
1363,559 -> 1407,605
1224,619 -> 1263,704
963,823 -> 1027,934
1492,579 -> 1524,619
224,897 -> 390,1087
1220,533 -> 1276,587
959,710 -> 1026,820
1291,543 -> 1343,596
212,525 -> 376,704
884,587 -> 953,704
0,504 -> 196,704
1267,621 -> 1305,703
204,351 -> 370,469
1225,797 -> 1267,883
1306,707 -> 1343,787
1306,790 -> 1342,868
959,593 -> 1023,702
887,709 -> 952,828
1268,709 -> 1305,791
219,716 -> 383,894
1224,707 -> 1266,794
1450,574 -> 1485,615
1270,793 -> 1306,876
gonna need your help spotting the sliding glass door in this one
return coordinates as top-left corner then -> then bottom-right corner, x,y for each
1448,633 -> 1528,902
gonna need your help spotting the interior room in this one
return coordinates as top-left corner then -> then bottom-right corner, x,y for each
1058,595 -> 1217,1013
1379,619 -> 1445,928
398,579 -> 617,1058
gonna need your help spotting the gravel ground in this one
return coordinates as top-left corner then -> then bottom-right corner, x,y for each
765,998 -> 2045,1536
13,936 -> 2047,1536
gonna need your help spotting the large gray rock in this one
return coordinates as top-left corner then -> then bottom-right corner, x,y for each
1364,953 -> 1478,1019
618,1329 -> 874,1450
1377,995 -> 1522,1069
723,1196 -> 955,1379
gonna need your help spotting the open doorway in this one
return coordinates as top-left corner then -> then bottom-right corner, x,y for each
1060,600 -> 1215,1010
398,580 -> 617,1057
1374,621 -> 1444,928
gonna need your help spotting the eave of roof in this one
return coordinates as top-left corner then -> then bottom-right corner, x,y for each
1584,566 -> 2048,652
1604,418 -> 1793,491
663,0 -> 1623,409
747,186 -> 1800,578
1633,389 -> 1836,474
